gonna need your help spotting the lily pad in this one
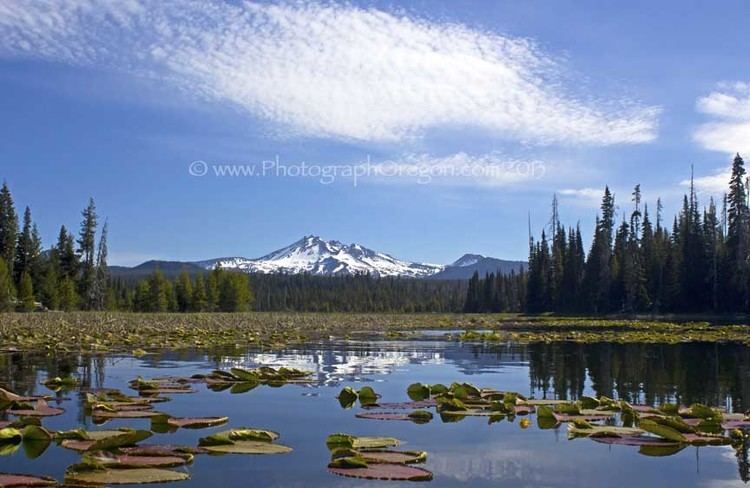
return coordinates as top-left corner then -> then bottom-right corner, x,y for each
9,400 -> 63,417
360,450 -> 427,464
326,434 -> 399,450
165,416 -> 229,429
0,473 -> 57,486
201,441 -> 292,455
199,428 -> 279,446
362,400 -> 436,410
83,451 -> 190,468
407,383 -> 430,401
328,463 -> 433,481
591,435 -> 679,447
65,467 -> 189,485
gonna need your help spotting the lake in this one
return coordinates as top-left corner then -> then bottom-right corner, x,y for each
1,338 -> 750,487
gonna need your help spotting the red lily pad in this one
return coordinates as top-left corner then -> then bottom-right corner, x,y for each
61,439 -> 97,451
554,412 -> 613,422
166,417 -> 229,429
87,452 -> 189,468
362,401 -> 436,410
360,450 -> 426,464
328,463 -> 433,481
120,444 -> 208,456
723,420 -> 750,429
592,435 -> 680,447
355,412 -> 412,421
9,401 -> 64,417
92,410 -> 162,419
514,405 -> 534,415
0,472 -> 57,486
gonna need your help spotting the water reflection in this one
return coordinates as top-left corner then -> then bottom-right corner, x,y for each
2,340 -> 750,485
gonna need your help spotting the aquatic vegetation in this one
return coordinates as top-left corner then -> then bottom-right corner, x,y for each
198,428 -> 292,454
337,386 -> 380,408
41,375 -> 78,392
0,472 -> 57,486
325,434 -> 432,481
4,312 -> 750,356
64,465 -> 190,485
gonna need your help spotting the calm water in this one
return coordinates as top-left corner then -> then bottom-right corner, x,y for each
2,339 -> 750,487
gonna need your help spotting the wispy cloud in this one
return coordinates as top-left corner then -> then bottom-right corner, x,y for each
680,169 -> 729,196
364,152 -> 546,187
0,0 -> 659,145
694,82 -> 750,155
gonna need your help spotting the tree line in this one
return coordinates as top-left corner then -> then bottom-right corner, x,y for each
0,182 -> 108,312
105,271 -> 464,313
520,153 -> 750,314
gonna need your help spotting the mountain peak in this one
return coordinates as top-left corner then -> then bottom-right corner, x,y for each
206,236 -> 444,277
451,254 -> 485,267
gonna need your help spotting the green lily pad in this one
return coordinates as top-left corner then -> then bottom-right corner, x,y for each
199,428 -> 279,446
166,416 -> 229,429
337,387 -> 358,409
407,383 -> 430,401
65,467 -> 189,485
326,434 -> 399,450
357,387 -> 379,407
638,419 -> 686,442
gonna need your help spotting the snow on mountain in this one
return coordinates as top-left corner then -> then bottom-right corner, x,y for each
451,253 -> 484,267
196,235 -> 445,277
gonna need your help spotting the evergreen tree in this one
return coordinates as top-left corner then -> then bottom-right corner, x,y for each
191,274 -> 207,312
14,207 -> 41,286
726,154 -> 749,310
40,261 -> 60,310
77,198 -> 98,309
92,221 -> 109,310
17,271 -> 34,312
0,258 -> 13,312
218,272 -> 253,312
0,182 -> 18,280
175,271 -> 193,312
58,278 -> 79,311
56,225 -> 78,280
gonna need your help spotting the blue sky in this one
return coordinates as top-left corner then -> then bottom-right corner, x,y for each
1,0 -> 749,266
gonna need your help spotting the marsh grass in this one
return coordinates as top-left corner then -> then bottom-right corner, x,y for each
1,312 -> 750,354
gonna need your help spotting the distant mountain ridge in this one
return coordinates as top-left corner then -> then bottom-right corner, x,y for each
110,236 -> 525,280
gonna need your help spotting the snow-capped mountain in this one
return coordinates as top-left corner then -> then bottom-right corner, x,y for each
196,236 -> 445,278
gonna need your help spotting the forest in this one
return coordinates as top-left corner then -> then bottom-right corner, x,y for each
468,154 -> 750,315
2,153 -> 750,315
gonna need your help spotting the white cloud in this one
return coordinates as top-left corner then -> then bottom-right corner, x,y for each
694,82 -> 750,155
0,0 -> 659,144
559,187 -> 603,200
363,152 -> 546,187
680,168 -> 730,195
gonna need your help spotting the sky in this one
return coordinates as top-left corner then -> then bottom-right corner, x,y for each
0,0 -> 749,266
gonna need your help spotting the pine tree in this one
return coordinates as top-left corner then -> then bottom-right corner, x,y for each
205,269 -> 220,311
58,278 -> 79,311
0,258 -> 13,312
175,271 -> 193,312
40,261 -> 60,310
92,221 -> 109,310
18,271 -> 34,312
191,274 -> 207,312
0,182 -> 18,280
726,154 -> 750,310
77,198 -> 98,309
56,225 -> 78,280
218,272 -> 253,312
14,207 -> 41,286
